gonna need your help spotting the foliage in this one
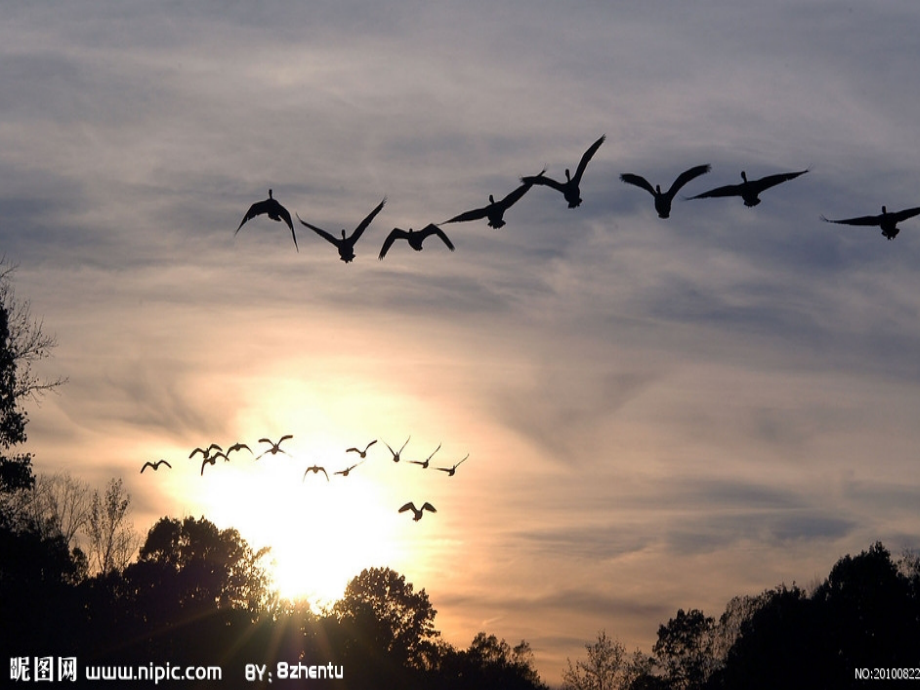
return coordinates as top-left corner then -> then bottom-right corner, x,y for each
87,477 -> 138,574
562,629 -> 628,690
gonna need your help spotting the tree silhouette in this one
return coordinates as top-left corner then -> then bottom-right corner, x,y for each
652,608 -> 716,690
562,629 -> 628,690
87,477 -> 138,574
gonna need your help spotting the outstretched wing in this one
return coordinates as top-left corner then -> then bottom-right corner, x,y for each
352,197 -> 387,243
498,180 -> 535,210
297,214 -> 339,245
750,169 -> 808,194
140,461 -> 154,473
687,182 -> 743,200
158,460 -> 172,469
421,502 -> 437,513
379,228 -> 409,260
619,173 -> 657,197
522,169 -> 565,193
891,206 -> 920,223
274,202 -> 295,233
571,134 -> 606,185
444,206 -> 489,224
418,224 -> 455,251
236,199 -> 271,234
820,213 -> 882,227
666,164 -> 712,198
398,502 -> 416,513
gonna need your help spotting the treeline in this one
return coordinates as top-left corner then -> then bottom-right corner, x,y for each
563,541 -> 920,690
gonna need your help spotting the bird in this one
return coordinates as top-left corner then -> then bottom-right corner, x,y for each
302,465 -> 330,481
211,451 -> 230,463
820,205 -> 920,241
443,177 -> 538,229
687,169 -> 808,207
200,456 -> 217,476
297,197 -> 386,263
384,436 -> 411,462
346,440 -> 377,459
189,444 -> 223,460
236,189 -> 298,251
256,435 -> 293,460
140,459 -> 172,473
521,135 -> 606,208
619,164 -> 712,218
409,443 -> 441,469
378,224 -> 455,260
399,501 -> 437,522
334,460 -> 365,477
436,454 -> 469,477
226,442 -> 252,456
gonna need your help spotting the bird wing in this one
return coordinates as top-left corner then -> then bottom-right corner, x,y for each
236,199 -> 270,234
258,438 -> 273,445
320,467 -> 329,480
749,169 -> 808,193
522,169 -> 566,193
666,164 -> 712,198
351,197 -> 387,243
891,206 -> 920,223
365,439 -> 378,451
140,462 -> 154,473
279,434 -> 294,443
398,502 -> 416,513
421,502 -> 437,513
687,182 -> 743,200
619,173 -> 657,197
159,460 -> 172,469
571,134 -> 606,184
274,201 -> 295,232
444,206 -> 489,224
189,447 -> 204,459
498,180 -> 534,210
378,228 -> 408,260
419,224 -> 455,251
820,213 -> 883,227
456,454 -> 469,466
297,215 -> 339,245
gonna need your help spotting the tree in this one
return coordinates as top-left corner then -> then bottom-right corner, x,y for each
21,471 -> 92,547
652,608 -> 715,690
562,630 -> 628,690
87,477 -> 139,574
459,632 -> 548,690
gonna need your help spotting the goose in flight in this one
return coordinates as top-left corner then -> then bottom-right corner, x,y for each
302,465 -> 330,481
226,442 -> 253,456
200,455 -> 219,476
334,460 -> 365,477
820,205 -> 920,240
257,435 -> 293,460
620,164 -> 711,218
436,454 -> 469,477
378,224 -> 455,260
189,444 -> 223,460
444,177 -> 538,229
297,197 -> 386,263
522,135 -> 606,208
384,436 -> 411,462
399,501 -> 437,522
236,189 -> 298,251
687,169 -> 807,207
140,459 -> 172,473
346,440 -> 377,459
409,443 -> 441,469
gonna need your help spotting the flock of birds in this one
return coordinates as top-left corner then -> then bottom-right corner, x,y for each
141,435 -> 468,522
234,135 -> 920,255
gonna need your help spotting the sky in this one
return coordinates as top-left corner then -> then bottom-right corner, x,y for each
3,0 -> 920,684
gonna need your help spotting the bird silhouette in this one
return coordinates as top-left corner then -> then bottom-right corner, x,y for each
444,177 -> 537,229
140,459 -> 172,473
409,443 -> 441,469
436,454 -> 469,476
189,444 -> 223,460
346,440 -> 377,459
687,169 -> 807,207
399,501 -> 437,521
378,224 -> 455,260
200,456 -> 217,476
620,164 -> 711,218
236,189 -> 298,251
257,435 -> 293,460
820,205 -> 920,241
226,442 -> 253,456
334,460 -> 365,477
303,465 -> 330,481
384,436 -> 411,462
297,197 -> 386,263
522,135 -> 606,208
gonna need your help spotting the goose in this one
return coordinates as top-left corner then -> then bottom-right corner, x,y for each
409,443 -> 441,469
302,465 -> 330,482
226,442 -> 252,456
687,169 -> 807,207
820,205 -> 920,241
384,436 -> 411,462
200,456 -> 217,476
399,501 -> 437,521
378,224 -> 455,260
256,435 -> 293,460
189,444 -> 223,460
236,189 -> 298,251
140,459 -> 172,473
334,460 -> 365,477
345,440 -> 377,459
436,454 -> 469,476
297,197 -> 386,263
620,164 -> 711,218
522,135 -> 606,208
444,177 -> 538,229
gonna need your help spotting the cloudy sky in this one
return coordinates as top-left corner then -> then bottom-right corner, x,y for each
4,0 -> 920,683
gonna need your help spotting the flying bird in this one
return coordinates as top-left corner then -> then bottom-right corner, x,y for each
236,189 -> 298,251
436,454 -> 469,477
687,169 -> 808,207
820,205 -> 920,241
409,443 -> 441,469
302,465 -> 330,482
189,444 -> 223,460
334,460 -> 365,477
297,197 -> 386,263
384,436 -> 411,462
346,440 -> 377,459
257,435 -> 293,460
399,501 -> 437,522
140,459 -> 172,473
522,135 -> 606,208
226,442 -> 253,456
444,177 -> 538,229
619,164 -> 711,218
378,224 -> 455,260
200,456 -> 217,476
